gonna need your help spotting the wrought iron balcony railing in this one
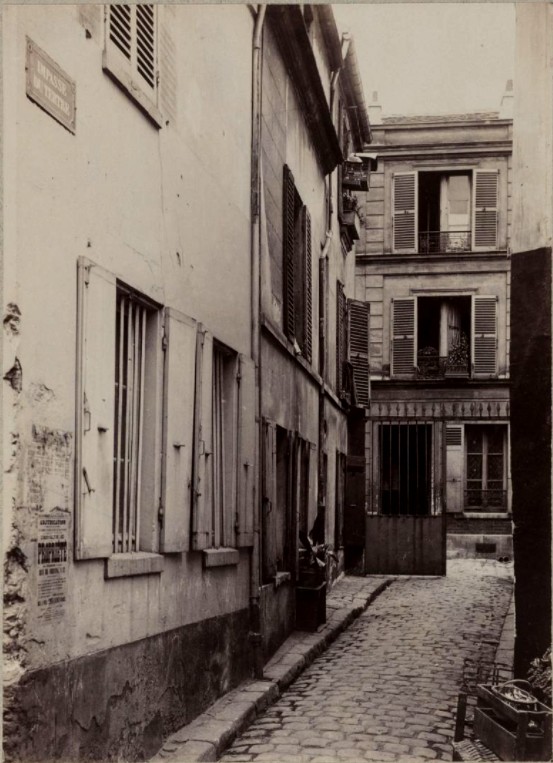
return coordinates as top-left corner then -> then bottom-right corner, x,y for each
416,350 -> 470,379
419,230 -> 471,254
464,489 -> 507,511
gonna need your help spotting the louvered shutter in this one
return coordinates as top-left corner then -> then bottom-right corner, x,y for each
106,5 -> 158,97
445,425 -> 463,513
108,5 -> 132,61
472,296 -> 498,377
308,442 -> 318,536
472,170 -> 498,251
391,298 -> 416,376
348,299 -> 370,407
191,327 -> 213,550
393,172 -> 418,253
303,207 -> 313,363
261,420 -> 277,580
236,355 -> 256,547
336,282 -> 346,394
75,258 -> 116,560
283,165 -> 296,341
160,309 -> 197,552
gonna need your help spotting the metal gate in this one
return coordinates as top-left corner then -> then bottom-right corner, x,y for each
365,420 -> 446,575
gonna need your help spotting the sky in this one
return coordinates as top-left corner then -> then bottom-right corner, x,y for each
333,3 -> 516,117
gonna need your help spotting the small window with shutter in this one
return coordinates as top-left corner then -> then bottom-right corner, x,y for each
282,165 -> 313,362
472,295 -> 498,377
103,4 -> 163,127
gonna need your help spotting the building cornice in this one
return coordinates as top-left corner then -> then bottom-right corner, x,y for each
365,143 -> 512,160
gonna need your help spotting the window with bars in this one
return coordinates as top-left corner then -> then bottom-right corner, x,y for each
465,425 -> 507,511
103,4 -> 162,127
113,290 -> 150,553
282,165 -> 312,362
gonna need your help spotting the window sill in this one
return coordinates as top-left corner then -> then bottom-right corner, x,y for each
105,552 -> 164,579
203,548 -> 240,568
102,48 -> 163,129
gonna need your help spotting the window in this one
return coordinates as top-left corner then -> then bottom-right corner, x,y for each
391,295 -> 498,379
113,289 -> 151,553
211,344 -> 238,548
465,425 -> 507,511
283,165 -> 312,361
103,4 -> 163,127
392,169 -> 499,254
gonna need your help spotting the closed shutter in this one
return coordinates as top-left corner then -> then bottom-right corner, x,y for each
160,308 -> 197,552
303,208 -> 313,363
472,296 -> 498,377
391,298 -> 416,376
348,299 -> 370,407
261,420 -> 277,581
445,425 -> 463,513
236,355 -> 256,547
191,327 -> 213,550
75,258 -> 116,560
472,170 -> 498,251
283,165 -> 296,341
393,172 -> 417,253
336,282 -> 346,394
308,442 -> 318,537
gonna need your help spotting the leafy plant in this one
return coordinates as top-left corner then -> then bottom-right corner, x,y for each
527,648 -> 552,706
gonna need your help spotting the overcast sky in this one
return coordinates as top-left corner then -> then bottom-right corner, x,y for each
333,3 -> 516,117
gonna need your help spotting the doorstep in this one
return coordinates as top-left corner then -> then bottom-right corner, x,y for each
150,575 -> 394,762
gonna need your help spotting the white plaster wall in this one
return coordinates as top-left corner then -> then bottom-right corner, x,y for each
4,4 -> 254,670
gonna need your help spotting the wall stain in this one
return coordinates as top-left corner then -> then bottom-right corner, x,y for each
4,358 -> 22,393
3,303 -> 21,335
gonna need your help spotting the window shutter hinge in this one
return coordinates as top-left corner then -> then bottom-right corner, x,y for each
162,332 -> 168,351
158,501 -> 164,525
84,265 -> 91,287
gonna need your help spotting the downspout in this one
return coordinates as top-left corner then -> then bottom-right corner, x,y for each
249,3 -> 266,679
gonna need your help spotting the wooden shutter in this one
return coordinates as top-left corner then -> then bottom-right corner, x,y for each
108,5 -> 132,61
445,425 -> 463,513
236,355 -> 256,547
303,207 -> 313,363
261,420 -> 277,580
308,442 -> 318,537
391,298 -> 416,376
472,296 -> 498,377
136,5 -> 156,90
191,327 -> 213,550
283,165 -> 296,341
348,299 -> 370,407
472,170 -> 498,251
107,5 -> 156,92
75,258 -> 116,560
336,282 -> 346,394
393,172 -> 417,253
160,309 -> 196,552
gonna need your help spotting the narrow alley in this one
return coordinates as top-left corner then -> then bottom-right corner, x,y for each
220,560 -> 513,763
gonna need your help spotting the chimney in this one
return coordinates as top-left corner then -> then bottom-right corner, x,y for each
500,79 -> 514,119
369,90 -> 382,125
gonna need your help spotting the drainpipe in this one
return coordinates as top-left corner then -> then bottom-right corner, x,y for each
249,3 -> 266,680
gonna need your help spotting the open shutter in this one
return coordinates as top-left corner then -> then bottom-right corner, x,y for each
445,425 -> 463,513
283,165 -> 296,340
393,172 -> 417,253
336,282 -> 346,394
391,298 -> 416,376
472,296 -> 498,377
348,299 -> 370,407
472,170 -> 498,251
303,207 -> 313,363
308,442 -> 318,537
261,420 -> 277,580
108,5 -> 132,62
160,309 -> 196,552
191,327 -> 213,550
236,355 -> 256,547
75,258 -> 116,560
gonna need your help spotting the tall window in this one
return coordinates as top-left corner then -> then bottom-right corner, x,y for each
465,425 -> 507,511
212,344 -> 238,548
283,165 -> 312,361
113,290 -> 150,553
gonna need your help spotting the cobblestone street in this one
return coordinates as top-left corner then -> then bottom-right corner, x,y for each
220,559 -> 513,763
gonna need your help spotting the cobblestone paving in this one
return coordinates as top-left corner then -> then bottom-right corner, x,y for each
220,559 -> 513,763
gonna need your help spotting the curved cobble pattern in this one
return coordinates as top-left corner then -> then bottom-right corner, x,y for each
220,559 -> 512,763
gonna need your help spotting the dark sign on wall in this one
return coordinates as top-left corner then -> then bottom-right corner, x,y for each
26,38 -> 76,134
342,161 -> 369,192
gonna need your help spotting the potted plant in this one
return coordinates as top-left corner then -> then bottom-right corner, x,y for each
296,530 -> 336,631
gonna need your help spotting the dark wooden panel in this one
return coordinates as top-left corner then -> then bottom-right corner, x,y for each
365,515 -> 445,575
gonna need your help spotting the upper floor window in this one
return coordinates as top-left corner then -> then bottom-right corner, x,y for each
103,4 -> 163,127
392,169 -> 499,254
283,165 -> 313,362
391,295 -> 498,379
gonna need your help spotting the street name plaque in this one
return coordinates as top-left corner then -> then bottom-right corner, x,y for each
26,38 -> 76,134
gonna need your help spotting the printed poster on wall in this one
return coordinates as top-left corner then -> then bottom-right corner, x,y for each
37,515 -> 69,623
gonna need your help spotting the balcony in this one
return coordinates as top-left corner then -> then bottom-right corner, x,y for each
464,489 -> 507,512
416,347 -> 469,379
419,230 -> 471,254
